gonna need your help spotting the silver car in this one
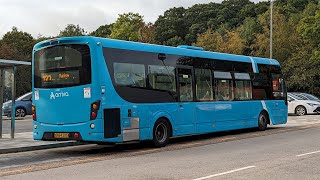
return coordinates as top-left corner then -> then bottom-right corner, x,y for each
287,93 -> 320,116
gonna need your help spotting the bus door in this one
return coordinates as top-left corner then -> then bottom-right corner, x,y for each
177,67 -> 195,135
270,74 -> 287,124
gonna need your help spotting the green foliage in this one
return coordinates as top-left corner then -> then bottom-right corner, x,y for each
90,24 -> 113,37
138,23 -> 156,43
193,29 -> 223,52
110,12 -> 144,41
297,9 -> 320,47
0,27 -> 35,96
154,7 -> 188,45
58,24 -> 86,37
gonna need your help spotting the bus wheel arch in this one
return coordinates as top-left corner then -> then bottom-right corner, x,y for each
152,117 -> 172,148
261,110 -> 270,125
157,117 -> 173,137
258,110 -> 269,131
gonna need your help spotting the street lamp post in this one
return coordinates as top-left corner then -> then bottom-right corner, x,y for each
270,0 -> 273,59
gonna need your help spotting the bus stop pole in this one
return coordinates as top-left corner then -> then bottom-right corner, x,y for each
0,68 -> 4,138
10,66 -> 16,139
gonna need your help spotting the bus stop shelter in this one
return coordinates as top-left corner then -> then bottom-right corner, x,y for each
0,59 -> 31,139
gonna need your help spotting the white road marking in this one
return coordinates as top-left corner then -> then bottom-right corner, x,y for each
296,150 -> 320,157
193,166 -> 256,180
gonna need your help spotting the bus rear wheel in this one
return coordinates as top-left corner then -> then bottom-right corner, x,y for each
258,112 -> 268,131
152,119 -> 171,148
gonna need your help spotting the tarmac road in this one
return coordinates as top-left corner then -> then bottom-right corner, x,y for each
0,115 -> 320,179
3,125 -> 319,180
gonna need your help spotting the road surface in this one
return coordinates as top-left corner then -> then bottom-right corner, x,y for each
0,115 -> 320,179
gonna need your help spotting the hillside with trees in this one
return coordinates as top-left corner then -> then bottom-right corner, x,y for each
0,0 -> 319,96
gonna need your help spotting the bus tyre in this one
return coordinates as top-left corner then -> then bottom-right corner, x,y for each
153,119 -> 170,148
258,112 -> 268,131
295,106 -> 306,116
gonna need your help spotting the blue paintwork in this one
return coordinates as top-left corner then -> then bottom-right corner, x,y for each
32,36 -> 287,143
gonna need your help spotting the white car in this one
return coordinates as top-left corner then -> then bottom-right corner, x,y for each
287,93 -> 320,116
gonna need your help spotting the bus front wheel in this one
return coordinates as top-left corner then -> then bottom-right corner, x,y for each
258,112 -> 268,131
152,118 -> 171,148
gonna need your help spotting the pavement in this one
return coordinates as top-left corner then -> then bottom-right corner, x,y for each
0,115 -> 319,155
0,116 -> 80,154
0,132 -> 80,154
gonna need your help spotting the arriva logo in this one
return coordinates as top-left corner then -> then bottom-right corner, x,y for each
50,92 -> 69,100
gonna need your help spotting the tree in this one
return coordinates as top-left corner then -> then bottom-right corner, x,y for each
154,7 -> 188,45
193,29 -> 223,52
110,12 -> 144,41
239,17 -> 262,55
1,27 -> 34,59
58,24 -> 86,37
297,8 -> 320,47
0,27 -> 35,96
165,36 -> 184,47
138,23 -> 156,43
90,24 -> 113,37
219,31 -> 244,55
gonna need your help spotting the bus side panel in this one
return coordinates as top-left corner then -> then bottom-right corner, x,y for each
265,100 -> 288,125
212,101 -> 249,131
262,100 -> 277,125
195,102 -> 215,134
147,104 -> 179,139
248,101 -> 264,127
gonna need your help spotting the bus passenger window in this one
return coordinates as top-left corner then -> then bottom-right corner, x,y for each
195,69 -> 213,101
114,63 -> 146,87
234,73 -> 252,100
215,79 -> 233,101
235,81 -> 252,100
214,71 -> 233,101
148,65 -> 176,93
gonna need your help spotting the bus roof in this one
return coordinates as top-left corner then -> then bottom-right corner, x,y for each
34,36 -> 280,66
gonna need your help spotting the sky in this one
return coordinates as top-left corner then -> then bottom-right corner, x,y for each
0,0 -> 265,38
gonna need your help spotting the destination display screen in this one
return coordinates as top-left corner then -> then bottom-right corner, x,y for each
41,70 -> 80,87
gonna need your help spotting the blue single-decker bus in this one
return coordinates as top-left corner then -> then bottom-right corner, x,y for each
32,36 -> 288,147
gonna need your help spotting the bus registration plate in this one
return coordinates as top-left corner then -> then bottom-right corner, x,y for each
54,133 -> 69,139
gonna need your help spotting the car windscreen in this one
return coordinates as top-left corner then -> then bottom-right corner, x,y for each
303,94 -> 319,101
34,44 -> 91,88
293,94 -> 308,100
290,94 -> 304,100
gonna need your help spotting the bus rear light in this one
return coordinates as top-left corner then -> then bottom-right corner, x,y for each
90,101 -> 100,120
74,133 -> 79,139
91,112 -> 97,119
32,105 -> 37,121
